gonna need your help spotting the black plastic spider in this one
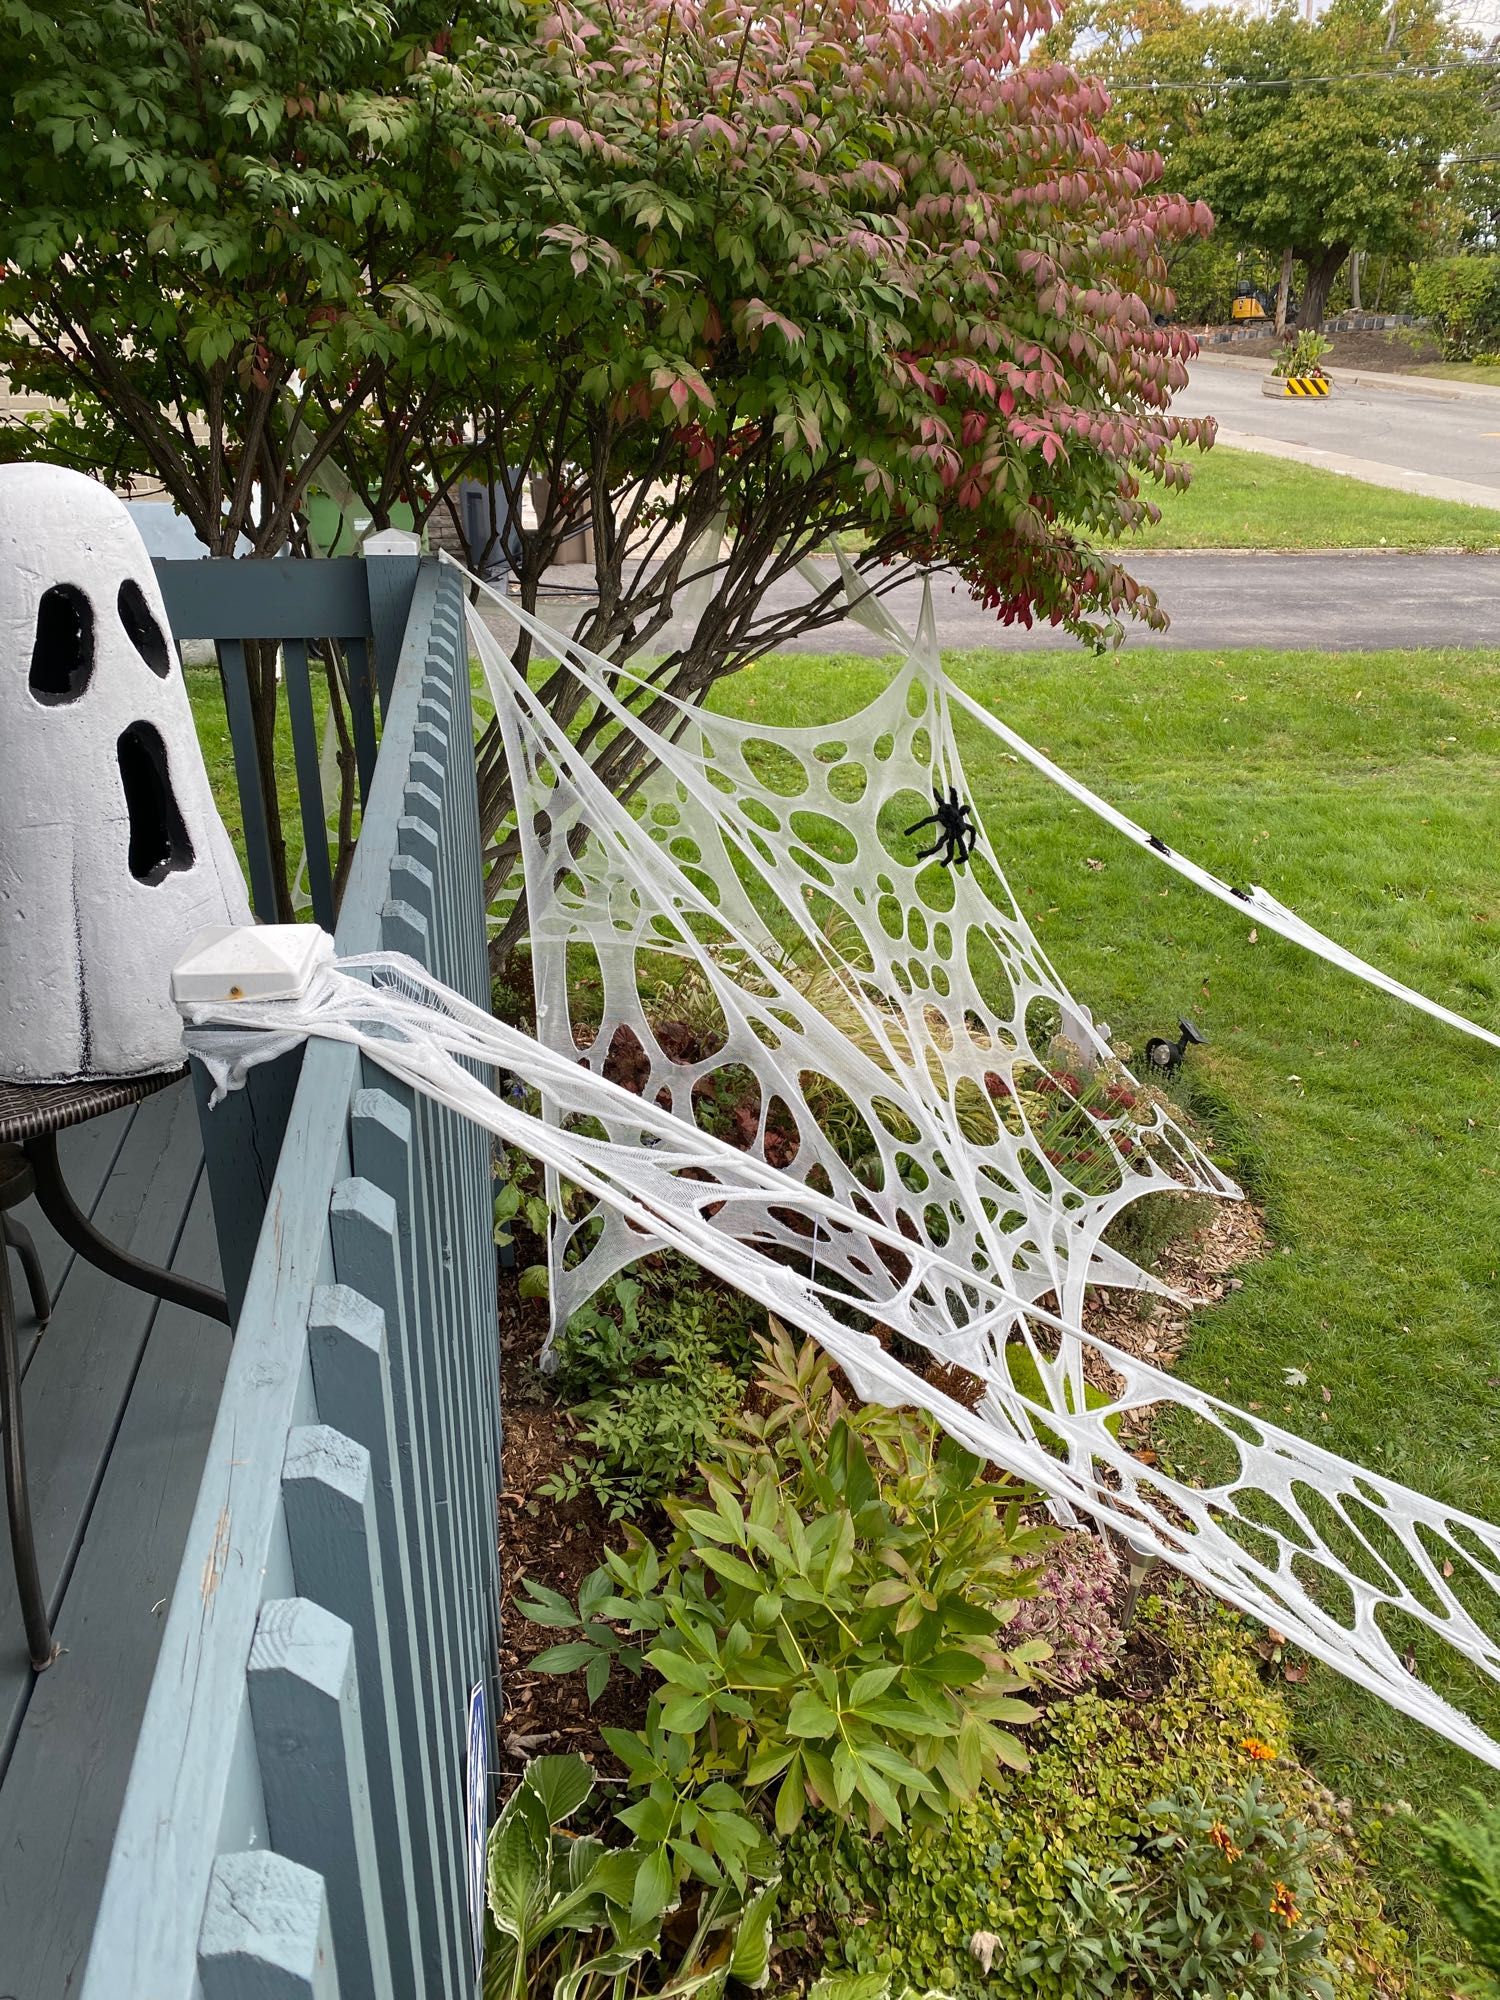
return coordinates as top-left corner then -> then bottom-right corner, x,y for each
903,785 -> 979,869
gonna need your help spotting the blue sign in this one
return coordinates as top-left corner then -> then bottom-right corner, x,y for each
467,1681 -> 491,1982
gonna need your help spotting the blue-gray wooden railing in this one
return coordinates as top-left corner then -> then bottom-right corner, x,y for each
82,557 -> 501,2000
153,547 -> 421,929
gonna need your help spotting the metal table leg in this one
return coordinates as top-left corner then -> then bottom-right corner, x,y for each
3,1217 -> 50,1328
0,1240 -> 57,1671
27,1130 -> 231,1327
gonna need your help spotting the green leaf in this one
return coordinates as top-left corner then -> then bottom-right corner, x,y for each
647,1648 -> 713,1692
809,1976 -> 891,2000
518,1262 -> 550,1301
696,1547 -> 763,1591
485,1789 -> 550,1941
774,1756 -> 807,1835
585,1651 -> 612,1706
745,1741 -> 796,1785
515,1581 -> 579,1629
660,1689 -> 714,1733
729,1876 -> 782,1987
529,1640 -> 603,1674
523,1753 -> 595,1827
787,1690 -> 839,1738
631,1843 -> 676,1932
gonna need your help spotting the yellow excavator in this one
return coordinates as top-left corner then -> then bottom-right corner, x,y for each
1231,281 -> 1296,325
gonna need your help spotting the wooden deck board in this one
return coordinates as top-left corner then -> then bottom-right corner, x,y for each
0,1082 -> 230,2000
12,1103 -> 136,1375
0,1084 -> 208,1748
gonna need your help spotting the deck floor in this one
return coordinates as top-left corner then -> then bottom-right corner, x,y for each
0,1081 -> 229,1999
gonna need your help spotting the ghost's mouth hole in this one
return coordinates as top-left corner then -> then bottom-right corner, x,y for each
30,583 -> 94,704
118,578 -> 172,677
117,722 -> 195,885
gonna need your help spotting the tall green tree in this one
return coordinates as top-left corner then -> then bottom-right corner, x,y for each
2,0 -> 1218,934
1,0 -> 529,909
1051,0 -> 1487,327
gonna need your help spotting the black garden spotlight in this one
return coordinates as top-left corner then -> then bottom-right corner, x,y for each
1144,1017 -> 1206,1079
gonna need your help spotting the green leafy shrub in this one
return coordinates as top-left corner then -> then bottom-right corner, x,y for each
484,1753 -> 778,2000
1412,258 -> 1500,360
1272,331 -> 1332,380
788,1590 -> 1411,1999
540,1269 -> 759,1520
1425,1789 -> 1500,1983
522,1329 -> 1052,1840
1023,1779 -> 1334,1998
494,1144 -> 551,1247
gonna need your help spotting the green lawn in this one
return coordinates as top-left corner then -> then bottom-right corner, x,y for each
1130,443 -> 1500,551
713,642 -> 1500,1968
1414,361 -> 1500,389
186,658 -> 333,896
185,636 -> 1500,1964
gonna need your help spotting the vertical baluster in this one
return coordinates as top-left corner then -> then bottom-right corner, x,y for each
329,1177 -> 468,1993
428,608 -> 503,1654
199,1852 -> 341,2000
372,908 -> 486,1689
393,792 -> 489,1628
215,637 -> 280,920
282,1424 -> 423,2000
306,1284 -> 457,2000
283,637 -> 337,928
350,1082 -> 478,1669
344,636 -> 379,800
246,1598 -> 395,2000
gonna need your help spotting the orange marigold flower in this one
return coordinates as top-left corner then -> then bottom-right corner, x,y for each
1269,1881 -> 1301,1927
1208,1821 -> 1242,1861
1241,1735 -> 1277,1761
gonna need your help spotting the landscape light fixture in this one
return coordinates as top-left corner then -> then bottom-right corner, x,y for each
1144,1017 -> 1206,1079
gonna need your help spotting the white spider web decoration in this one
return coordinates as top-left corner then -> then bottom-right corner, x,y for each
183,557 -> 1500,1774
500,584 -> 1236,1369
448,574 -> 1500,1767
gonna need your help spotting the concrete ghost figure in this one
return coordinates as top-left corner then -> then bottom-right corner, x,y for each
0,465 -> 250,1082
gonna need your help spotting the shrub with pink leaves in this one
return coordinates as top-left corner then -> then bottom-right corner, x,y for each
1009,1530 -> 1123,1690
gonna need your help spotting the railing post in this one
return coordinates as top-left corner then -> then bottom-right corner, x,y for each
364,533 -> 423,713
282,1425 -> 424,2000
199,1852 -> 340,2000
306,1284 -> 458,2000
247,1598 -> 396,2000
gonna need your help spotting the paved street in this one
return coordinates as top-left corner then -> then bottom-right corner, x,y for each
1179,357 -> 1500,507
498,549 -> 1500,656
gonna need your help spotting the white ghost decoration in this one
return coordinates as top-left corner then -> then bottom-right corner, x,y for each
0,465 -> 251,1082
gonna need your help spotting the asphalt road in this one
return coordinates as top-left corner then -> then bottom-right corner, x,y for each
510,550 -> 1500,656
1179,358 -> 1500,504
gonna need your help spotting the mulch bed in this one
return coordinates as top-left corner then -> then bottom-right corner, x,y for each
1198,324 -> 1445,372
496,1266 -> 651,1781
494,1191 -> 1268,1783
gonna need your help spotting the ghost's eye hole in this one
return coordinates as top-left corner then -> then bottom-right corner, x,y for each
29,583 -> 94,704
118,577 -> 171,677
117,721 -> 195,885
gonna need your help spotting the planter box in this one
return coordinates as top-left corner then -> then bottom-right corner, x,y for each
1262,373 -> 1333,398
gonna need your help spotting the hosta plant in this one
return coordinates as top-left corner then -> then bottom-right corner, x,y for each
484,1753 -> 778,2000
520,1330 -> 1053,1841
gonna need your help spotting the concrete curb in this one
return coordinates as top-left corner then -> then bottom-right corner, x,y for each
1196,350 -> 1500,406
